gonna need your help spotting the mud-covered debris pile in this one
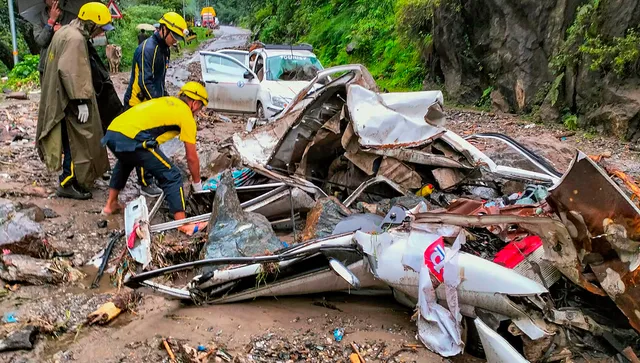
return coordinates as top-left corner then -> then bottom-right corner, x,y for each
246,333 -> 416,362
25,290 -> 139,335
197,108 -> 236,125
187,61 -> 202,83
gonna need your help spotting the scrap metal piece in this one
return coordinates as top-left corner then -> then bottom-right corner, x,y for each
432,168 -> 466,190
91,231 -> 124,289
149,185 -> 288,233
548,151 -> 640,247
332,214 -> 384,235
346,84 -> 445,148
511,247 -> 562,289
591,260 -> 640,333
474,318 -> 528,363
362,147 -> 470,169
548,150 -> 640,332
603,218 -> 640,271
411,212 -> 606,296
125,196 -> 151,268
377,157 -> 422,189
148,192 -> 164,221
328,258 -> 361,288
440,131 -> 559,184
343,176 -> 408,208
465,133 -> 563,178
212,260 -> 386,304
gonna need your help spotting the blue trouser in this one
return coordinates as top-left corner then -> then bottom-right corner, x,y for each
108,147 -> 185,214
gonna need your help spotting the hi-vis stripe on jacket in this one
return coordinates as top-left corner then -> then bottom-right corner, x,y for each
123,32 -> 170,108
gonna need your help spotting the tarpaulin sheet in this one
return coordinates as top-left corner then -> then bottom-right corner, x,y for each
203,168 -> 256,191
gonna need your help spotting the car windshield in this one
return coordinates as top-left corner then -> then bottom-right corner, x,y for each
266,55 -> 323,81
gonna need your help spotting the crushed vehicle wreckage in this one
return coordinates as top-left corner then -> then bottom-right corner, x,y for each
119,65 -> 640,362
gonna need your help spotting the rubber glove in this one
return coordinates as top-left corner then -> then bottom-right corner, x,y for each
77,104 -> 89,123
192,181 -> 203,192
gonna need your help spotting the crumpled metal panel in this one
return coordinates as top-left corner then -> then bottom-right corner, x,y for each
411,212 -> 606,296
591,260 -> 640,333
548,151 -> 640,241
377,156 -> 422,189
548,150 -> 640,332
347,84 -> 446,148
362,147 -> 470,169
266,67 -> 377,173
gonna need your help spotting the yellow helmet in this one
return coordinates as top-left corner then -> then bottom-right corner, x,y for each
179,81 -> 208,107
159,12 -> 188,40
78,2 -> 112,27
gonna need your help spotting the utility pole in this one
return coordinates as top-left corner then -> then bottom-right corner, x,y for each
8,0 -> 19,65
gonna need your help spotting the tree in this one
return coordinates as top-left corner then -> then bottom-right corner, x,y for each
0,0 -> 41,70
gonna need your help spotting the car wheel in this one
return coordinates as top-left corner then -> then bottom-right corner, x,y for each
257,102 -> 266,120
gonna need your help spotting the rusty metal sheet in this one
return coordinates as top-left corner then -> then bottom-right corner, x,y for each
378,157 -> 422,189
344,151 -> 378,176
548,151 -> 640,240
548,152 -> 640,333
591,260 -> 640,333
432,168 -> 466,190
363,147 -> 470,169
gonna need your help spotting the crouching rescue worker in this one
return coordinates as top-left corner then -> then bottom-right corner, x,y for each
101,82 -> 208,234
36,2 -> 113,200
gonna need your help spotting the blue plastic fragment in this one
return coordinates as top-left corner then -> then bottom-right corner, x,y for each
2,312 -> 17,324
197,345 -> 207,352
333,328 -> 344,342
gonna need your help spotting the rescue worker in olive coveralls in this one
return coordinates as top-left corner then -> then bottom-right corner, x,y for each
122,12 -> 188,198
36,2 -> 114,200
101,82 -> 209,235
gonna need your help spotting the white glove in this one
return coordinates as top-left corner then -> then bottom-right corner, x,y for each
77,104 -> 89,123
192,182 -> 203,192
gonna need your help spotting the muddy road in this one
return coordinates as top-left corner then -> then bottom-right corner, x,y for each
2,26 -> 640,363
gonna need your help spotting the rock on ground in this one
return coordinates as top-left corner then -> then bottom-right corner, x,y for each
0,255 -> 83,285
0,325 -> 38,352
201,171 -> 282,272
0,199 -> 46,258
301,197 -> 352,241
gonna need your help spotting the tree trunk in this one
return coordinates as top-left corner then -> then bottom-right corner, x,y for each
0,40 -> 14,70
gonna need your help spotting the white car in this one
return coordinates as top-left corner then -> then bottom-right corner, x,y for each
199,45 -> 324,118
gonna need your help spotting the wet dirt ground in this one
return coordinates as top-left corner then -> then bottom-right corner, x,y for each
1,26 -> 640,362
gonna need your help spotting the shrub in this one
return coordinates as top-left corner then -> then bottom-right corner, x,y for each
475,86 -> 493,109
2,54 -> 39,90
563,113 -> 578,130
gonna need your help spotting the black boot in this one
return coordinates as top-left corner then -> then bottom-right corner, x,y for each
56,184 -> 92,200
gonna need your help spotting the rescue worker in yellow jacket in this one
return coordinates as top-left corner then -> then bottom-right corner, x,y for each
122,11 -> 188,198
101,82 -> 208,233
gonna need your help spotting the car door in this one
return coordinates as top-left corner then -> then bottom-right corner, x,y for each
217,50 -> 250,67
199,51 -> 259,112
